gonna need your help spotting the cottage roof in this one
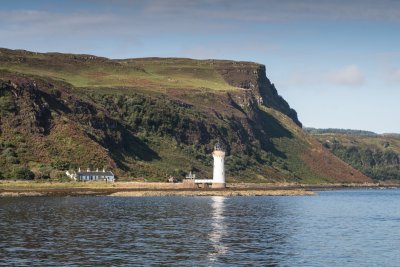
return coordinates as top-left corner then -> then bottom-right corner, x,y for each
77,171 -> 114,176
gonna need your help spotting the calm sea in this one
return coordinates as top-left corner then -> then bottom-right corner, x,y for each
1,189 -> 400,266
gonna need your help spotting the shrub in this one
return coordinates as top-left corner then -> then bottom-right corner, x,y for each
37,166 -> 53,179
3,142 -> 15,148
16,147 -> 27,154
12,167 -> 35,180
2,148 -> 16,157
50,88 -> 61,98
52,171 -> 69,182
6,156 -> 20,164
172,168 -> 186,179
51,160 -> 70,170
0,95 -> 16,112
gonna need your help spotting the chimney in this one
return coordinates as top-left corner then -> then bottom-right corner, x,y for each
87,168 -> 90,172
96,168 -> 99,172
78,167 -> 81,172
103,168 -> 106,172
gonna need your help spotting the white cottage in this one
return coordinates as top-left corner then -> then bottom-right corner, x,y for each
66,168 -> 115,182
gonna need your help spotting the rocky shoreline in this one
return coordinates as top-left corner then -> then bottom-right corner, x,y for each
0,181 -> 399,197
0,187 -> 314,197
108,189 -> 314,197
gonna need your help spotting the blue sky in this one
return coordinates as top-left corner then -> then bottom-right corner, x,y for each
1,0 -> 399,133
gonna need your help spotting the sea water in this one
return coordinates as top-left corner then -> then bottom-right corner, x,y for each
1,189 -> 399,266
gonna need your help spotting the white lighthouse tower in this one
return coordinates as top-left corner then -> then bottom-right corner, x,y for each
212,142 -> 226,188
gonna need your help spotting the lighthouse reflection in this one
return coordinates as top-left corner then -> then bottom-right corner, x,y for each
207,196 -> 228,262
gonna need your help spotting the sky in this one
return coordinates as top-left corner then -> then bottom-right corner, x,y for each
0,0 -> 399,133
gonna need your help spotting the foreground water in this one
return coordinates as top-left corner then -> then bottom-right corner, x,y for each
1,189 -> 400,266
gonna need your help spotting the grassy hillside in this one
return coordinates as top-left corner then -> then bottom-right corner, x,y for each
0,48 -> 242,90
0,48 -> 370,183
310,130 -> 400,181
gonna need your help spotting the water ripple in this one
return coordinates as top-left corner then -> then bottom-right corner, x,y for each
1,190 -> 400,266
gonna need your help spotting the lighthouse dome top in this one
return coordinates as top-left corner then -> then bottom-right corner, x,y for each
214,142 -> 225,152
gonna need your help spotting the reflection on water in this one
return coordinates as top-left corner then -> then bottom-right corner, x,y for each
208,196 -> 227,262
1,190 -> 400,266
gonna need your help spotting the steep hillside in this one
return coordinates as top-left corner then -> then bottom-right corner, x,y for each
309,130 -> 400,181
0,48 -> 370,183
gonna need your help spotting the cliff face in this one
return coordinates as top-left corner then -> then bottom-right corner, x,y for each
0,48 -> 370,183
215,63 -> 301,126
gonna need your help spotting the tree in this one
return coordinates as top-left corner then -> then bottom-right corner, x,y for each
51,160 -> 70,171
12,167 -> 35,180
38,166 -> 53,179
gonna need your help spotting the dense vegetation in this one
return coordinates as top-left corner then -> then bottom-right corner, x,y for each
0,48 -> 370,183
311,132 -> 400,181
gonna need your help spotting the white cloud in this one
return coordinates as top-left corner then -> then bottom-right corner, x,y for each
327,65 -> 365,86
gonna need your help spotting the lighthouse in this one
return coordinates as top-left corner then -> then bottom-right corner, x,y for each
212,142 -> 226,188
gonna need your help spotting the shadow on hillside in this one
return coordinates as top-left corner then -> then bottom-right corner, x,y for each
122,130 -> 160,161
88,123 -> 160,172
112,129 -> 160,171
251,110 -> 293,159
258,110 -> 293,139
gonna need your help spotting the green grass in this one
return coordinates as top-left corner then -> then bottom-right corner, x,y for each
0,50 -> 237,91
